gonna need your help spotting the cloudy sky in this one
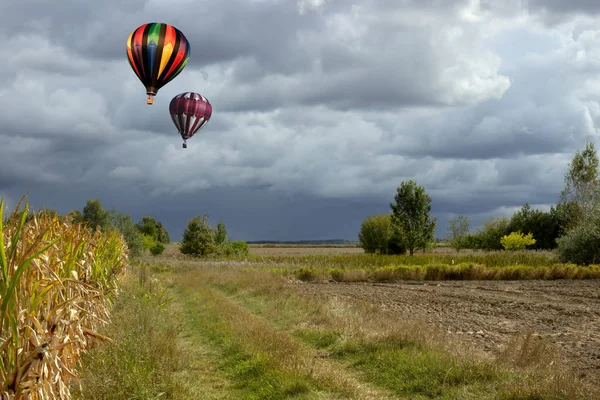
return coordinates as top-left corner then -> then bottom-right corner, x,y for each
1,0 -> 600,241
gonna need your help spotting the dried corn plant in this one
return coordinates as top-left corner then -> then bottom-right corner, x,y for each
0,195 -> 128,399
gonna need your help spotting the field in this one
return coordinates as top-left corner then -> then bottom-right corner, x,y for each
69,243 -> 600,399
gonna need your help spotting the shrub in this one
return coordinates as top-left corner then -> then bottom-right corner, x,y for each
294,267 -> 316,282
358,214 -> 392,254
149,242 -> 166,256
555,219 -> 600,265
142,233 -> 155,250
230,241 -> 249,255
500,232 -> 536,251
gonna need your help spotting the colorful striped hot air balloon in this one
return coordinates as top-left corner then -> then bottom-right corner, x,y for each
126,22 -> 191,105
169,92 -> 212,148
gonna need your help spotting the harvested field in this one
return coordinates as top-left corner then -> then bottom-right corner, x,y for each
249,245 -> 364,255
292,279 -> 600,386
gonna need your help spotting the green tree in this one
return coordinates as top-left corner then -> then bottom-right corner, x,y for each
156,221 -> 171,244
446,215 -> 469,252
508,203 -> 560,250
106,209 -> 144,256
215,221 -> 227,245
179,213 -> 218,257
82,199 -> 109,231
136,216 -> 158,238
136,216 -> 171,244
474,217 -> 510,250
390,180 -> 436,256
557,141 -> 600,230
67,209 -> 83,224
556,217 -> 600,265
358,214 -> 393,254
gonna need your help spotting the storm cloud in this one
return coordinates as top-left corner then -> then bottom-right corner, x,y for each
1,0 -> 600,241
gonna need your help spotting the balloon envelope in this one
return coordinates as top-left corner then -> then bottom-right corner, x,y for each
169,92 -> 213,147
126,22 -> 191,104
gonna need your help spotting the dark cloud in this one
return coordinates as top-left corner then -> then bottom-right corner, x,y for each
1,0 -> 600,240
527,0 -> 600,16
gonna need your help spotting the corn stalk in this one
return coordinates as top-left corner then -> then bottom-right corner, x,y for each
0,195 -> 128,399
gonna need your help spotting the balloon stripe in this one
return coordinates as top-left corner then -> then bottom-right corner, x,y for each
158,25 -> 175,78
163,34 -> 188,82
132,25 -> 147,81
150,23 -> 166,88
140,25 -> 151,86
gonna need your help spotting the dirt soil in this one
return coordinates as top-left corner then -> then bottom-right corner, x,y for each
292,280 -> 600,384
250,246 -> 364,255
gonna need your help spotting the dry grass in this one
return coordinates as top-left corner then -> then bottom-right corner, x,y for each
0,196 -> 128,399
250,246 -> 364,256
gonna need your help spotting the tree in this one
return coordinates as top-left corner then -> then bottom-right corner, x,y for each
215,221 -> 227,245
106,209 -> 144,256
474,217 -> 510,250
557,141 -> 600,230
136,216 -> 158,238
556,217 -> 600,265
179,213 -> 218,257
136,216 -> 171,244
508,203 -> 560,250
446,215 -> 469,252
156,221 -> 171,244
82,199 -> 109,231
67,209 -> 83,224
390,180 -> 436,256
358,214 -> 393,254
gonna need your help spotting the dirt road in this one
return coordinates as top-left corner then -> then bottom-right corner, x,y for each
292,280 -> 600,384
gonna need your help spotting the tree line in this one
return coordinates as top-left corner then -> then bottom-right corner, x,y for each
358,141 -> 600,265
28,200 -> 249,258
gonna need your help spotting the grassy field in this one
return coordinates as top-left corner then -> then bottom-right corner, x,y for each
71,244 -> 600,399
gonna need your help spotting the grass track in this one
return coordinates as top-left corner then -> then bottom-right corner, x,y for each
168,271 -> 397,399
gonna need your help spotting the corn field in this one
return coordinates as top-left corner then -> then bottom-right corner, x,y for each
0,196 -> 128,399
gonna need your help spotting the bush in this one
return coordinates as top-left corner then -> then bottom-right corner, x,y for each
230,241 -> 249,255
295,267 -> 316,282
142,234 -> 155,250
149,242 -> 166,256
358,214 -> 392,254
500,232 -> 536,251
556,220 -> 600,265
218,240 -> 250,256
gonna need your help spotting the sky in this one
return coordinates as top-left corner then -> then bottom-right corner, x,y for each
2,0 -> 600,242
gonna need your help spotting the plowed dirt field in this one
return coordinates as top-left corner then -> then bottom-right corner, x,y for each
292,280 -> 600,385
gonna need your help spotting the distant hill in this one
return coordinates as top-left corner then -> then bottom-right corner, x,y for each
246,239 -> 357,245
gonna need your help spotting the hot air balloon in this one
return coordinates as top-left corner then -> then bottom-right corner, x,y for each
169,92 -> 213,148
126,22 -> 191,105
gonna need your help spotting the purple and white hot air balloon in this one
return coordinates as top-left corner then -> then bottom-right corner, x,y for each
169,92 -> 213,148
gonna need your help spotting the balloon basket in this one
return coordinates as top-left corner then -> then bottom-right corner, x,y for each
146,96 -> 154,105
182,143 -> 187,149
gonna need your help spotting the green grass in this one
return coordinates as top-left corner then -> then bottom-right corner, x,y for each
72,268 -> 189,399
